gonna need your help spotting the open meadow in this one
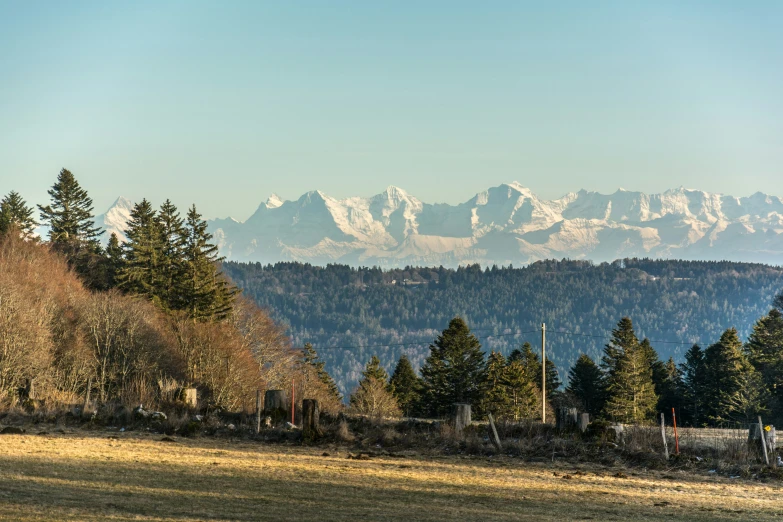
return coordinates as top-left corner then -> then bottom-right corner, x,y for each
0,430 -> 779,521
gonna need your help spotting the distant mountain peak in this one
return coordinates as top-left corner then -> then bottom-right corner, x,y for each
265,193 -> 283,209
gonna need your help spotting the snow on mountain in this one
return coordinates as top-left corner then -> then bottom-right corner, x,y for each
93,184 -> 783,266
95,196 -> 134,243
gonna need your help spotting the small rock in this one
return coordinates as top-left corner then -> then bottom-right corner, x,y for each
322,452 -> 330,457
0,427 -> 24,435
227,424 -> 236,430
151,412 -> 168,421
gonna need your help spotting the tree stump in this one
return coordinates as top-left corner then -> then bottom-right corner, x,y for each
451,403 -> 471,436
264,390 -> 288,424
182,388 -> 197,408
578,413 -> 590,433
302,399 -> 322,441
556,407 -> 578,431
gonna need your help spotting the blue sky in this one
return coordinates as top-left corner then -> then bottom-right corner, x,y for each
2,1 -> 783,220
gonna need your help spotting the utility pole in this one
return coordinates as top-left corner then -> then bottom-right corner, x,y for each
541,322 -> 546,424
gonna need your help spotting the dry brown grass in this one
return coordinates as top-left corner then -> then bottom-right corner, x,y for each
0,431 -> 779,521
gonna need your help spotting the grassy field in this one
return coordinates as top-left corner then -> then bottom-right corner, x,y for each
0,430 -> 779,521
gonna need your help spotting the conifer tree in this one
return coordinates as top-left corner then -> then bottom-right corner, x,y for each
745,309 -> 783,423
38,169 -> 102,249
656,358 -> 685,415
505,359 -> 539,420
680,344 -> 707,426
419,317 -> 486,417
349,355 -> 400,418
482,351 -> 512,418
602,317 -> 658,423
157,200 -> 186,309
180,205 -> 237,320
389,354 -> 421,417
566,354 -> 605,416
302,343 -> 342,401
104,232 -> 124,288
704,328 -> 766,423
509,341 -> 560,402
117,199 -> 164,300
0,191 -> 38,239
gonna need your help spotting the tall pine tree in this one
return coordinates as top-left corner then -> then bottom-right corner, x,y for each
680,344 -> 707,426
180,205 -> 237,320
602,317 -> 658,423
117,199 -> 164,301
482,351 -> 512,418
0,191 -> 38,239
745,309 -> 783,423
389,355 -> 421,417
566,354 -> 605,417
419,317 -> 486,417
38,169 -> 102,249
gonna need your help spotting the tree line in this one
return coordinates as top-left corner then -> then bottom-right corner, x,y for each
343,310 -> 783,427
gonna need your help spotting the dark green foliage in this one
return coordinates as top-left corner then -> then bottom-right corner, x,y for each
223,259 -> 783,396
482,352 -> 511,418
117,199 -> 164,300
566,354 -> 605,416
656,358 -> 685,416
602,317 -> 658,423
37,169 -> 104,286
180,205 -> 237,320
104,232 -> 124,289
419,317 -> 486,417
680,344 -> 707,426
745,309 -> 783,424
302,343 -> 342,402
704,328 -> 766,423
361,355 -> 389,382
389,355 -> 421,416
38,168 -> 102,247
504,359 -> 539,420
0,191 -> 38,239
156,200 -> 187,310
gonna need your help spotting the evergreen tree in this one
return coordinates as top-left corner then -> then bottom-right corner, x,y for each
603,317 -> 658,423
482,351 -> 512,418
117,200 -> 164,300
389,355 -> 421,417
566,354 -> 605,416
38,168 -> 102,249
180,205 -> 237,320
419,317 -> 486,417
157,200 -> 186,309
656,357 -> 685,416
505,359 -> 539,420
745,309 -> 783,423
680,344 -> 707,426
104,232 -> 124,289
704,328 -> 766,423
349,356 -> 400,418
302,343 -> 342,401
0,191 -> 38,239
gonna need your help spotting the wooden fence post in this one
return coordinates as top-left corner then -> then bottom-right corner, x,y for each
183,388 -> 197,408
758,416 -> 769,466
487,413 -> 502,450
660,413 -> 669,460
302,399 -> 321,441
255,390 -> 262,434
452,403 -> 471,436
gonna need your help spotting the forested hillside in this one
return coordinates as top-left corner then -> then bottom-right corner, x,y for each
225,259 -> 783,396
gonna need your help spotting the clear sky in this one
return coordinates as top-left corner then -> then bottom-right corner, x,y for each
2,1 -> 783,220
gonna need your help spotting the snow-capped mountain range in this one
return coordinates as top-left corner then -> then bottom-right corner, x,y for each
97,183 -> 783,266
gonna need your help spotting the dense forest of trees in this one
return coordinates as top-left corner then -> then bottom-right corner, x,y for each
224,260 -> 783,396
